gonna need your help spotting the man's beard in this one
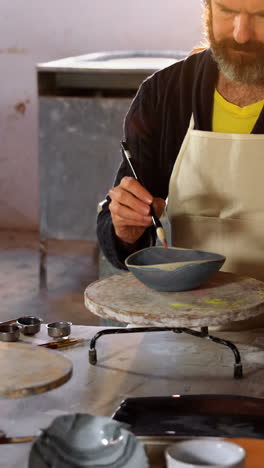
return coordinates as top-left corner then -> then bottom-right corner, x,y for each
205,6 -> 264,85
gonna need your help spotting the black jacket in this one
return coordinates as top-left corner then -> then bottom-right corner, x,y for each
97,48 -> 264,270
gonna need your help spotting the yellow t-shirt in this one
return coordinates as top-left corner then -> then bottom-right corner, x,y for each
212,89 -> 264,134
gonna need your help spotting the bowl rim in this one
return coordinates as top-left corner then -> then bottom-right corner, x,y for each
46,321 -> 72,329
125,246 -> 226,270
16,316 -> 43,325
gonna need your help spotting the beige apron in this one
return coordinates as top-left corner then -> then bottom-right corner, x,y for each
167,115 -> 264,329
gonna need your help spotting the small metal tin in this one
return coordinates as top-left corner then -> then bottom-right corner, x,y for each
16,316 -> 43,336
0,324 -> 20,342
47,321 -> 72,338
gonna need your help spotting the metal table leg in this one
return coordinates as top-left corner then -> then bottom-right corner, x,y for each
88,325 -> 243,379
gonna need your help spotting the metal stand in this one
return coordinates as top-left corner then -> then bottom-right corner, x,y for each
88,326 -> 243,379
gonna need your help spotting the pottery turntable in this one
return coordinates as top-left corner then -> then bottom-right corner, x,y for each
0,332 -> 73,445
85,270 -> 264,378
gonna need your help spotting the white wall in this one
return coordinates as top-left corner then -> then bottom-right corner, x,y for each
0,0 -> 204,230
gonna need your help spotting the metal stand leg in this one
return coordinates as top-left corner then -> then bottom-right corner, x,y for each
172,326 -> 243,379
89,327 -> 172,364
88,326 -> 243,379
39,238 -> 47,290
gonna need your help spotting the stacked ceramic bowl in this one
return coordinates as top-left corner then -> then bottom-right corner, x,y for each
29,413 -> 149,468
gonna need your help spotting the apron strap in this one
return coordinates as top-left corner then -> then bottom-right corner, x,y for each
189,114 -> 195,131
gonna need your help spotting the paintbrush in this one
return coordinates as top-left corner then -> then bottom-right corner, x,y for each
121,141 -> 167,249
0,433 -> 36,444
38,338 -> 88,349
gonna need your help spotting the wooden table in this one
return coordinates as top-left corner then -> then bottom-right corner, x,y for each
0,325 -> 263,467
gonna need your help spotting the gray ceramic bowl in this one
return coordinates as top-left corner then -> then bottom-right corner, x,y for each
125,246 -> 226,292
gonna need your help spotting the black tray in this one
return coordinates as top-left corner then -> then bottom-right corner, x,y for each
112,395 -> 264,439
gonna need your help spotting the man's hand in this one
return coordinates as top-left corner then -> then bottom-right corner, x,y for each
109,177 -> 166,245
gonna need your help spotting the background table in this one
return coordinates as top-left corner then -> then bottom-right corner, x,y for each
0,325 -> 264,467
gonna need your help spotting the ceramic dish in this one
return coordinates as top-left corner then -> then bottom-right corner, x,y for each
143,437 -> 264,468
165,439 -> 245,468
125,246 -> 225,292
29,413 -> 149,468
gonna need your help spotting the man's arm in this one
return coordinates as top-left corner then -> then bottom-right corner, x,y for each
97,77 -> 162,269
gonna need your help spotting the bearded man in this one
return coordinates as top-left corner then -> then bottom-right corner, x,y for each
97,0 -> 264,296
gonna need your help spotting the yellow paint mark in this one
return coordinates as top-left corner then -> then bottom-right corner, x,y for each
203,298 -> 232,306
169,302 -> 195,308
228,301 -> 245,307
239,276 -> 257,281
230,300 -> 244,305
